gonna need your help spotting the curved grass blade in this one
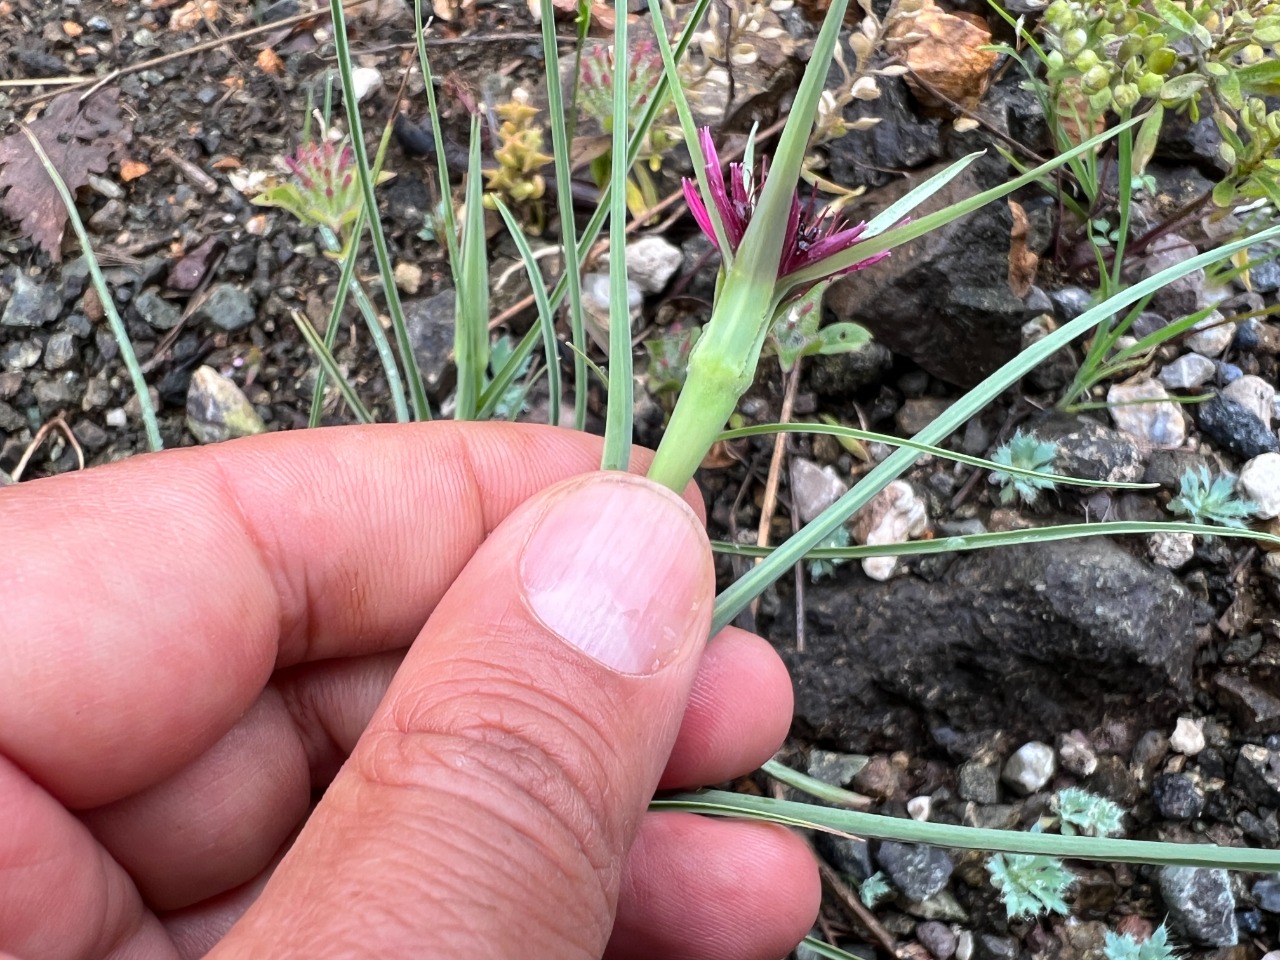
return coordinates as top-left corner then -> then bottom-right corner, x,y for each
455,114 -> 490,420
539,0 -> 587,429
492,197 -> 562,426
655,789 -> 1280,871
413,0 -> 462,278
19,125 -> 162,452
291,310 -> 375,423
718,422 -> 1157,493
713,222 -> 1280,631
330,0 -> 430,420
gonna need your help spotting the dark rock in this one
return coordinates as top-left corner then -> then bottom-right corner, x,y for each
60,257 -> 91,305
15,48 -> 65,77
88,199 -> 126,233
1131,729 -> 1170,785
1156,110 -> 1228,175
876,841 -> 953,902
1236,909 -> 1263,935
1049,286 -> 1093,321
1158,866 -> 1237,946
71,419 -> 109,452
1144,449 -> 1206,489
134,288 -> 182,331
221,242 -> 256,276
3,339 -> 42,370
1234,744 -> 1280,807
0,400 -> 26,432
807,749 -> 868,788
896,398 -> 953,435
825,76 -> 944,191
95,327 -> 118,362
2,275 -> 57,328
975,933 -> 1018,960
1250,246 -> 1280,293
193,283 -> 256,332
1151,773 -> 1204,820
167,236 -> 224,291
64,313 -> 92,338
1029,412 -> 1145,483
916,920 -> 956,960
1215,673 -> 1280,736
806,341 -> 893,398
775,539 -> 1196,752
42,332 -> 76,371
405,291 -> 458,400
33,378 -> 75,414
1086,754 -> 1140,808
815,834 -> 873,881
1196,393 -> 1280,459
825,159 -> 1036,387
1138,234 -> 1205,319
957,761 -> 1000,804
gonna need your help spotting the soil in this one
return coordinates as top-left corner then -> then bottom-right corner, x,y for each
3,1 -> 1280,958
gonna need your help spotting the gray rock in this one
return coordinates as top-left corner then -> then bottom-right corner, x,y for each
806,748 -> 868,788
4,339 -> 42,370
624,236 -> 683,294
193,283 -> 256,332
42,331 -> 76,370
776,538 -> 1197,752
814,833 -> 873,881
1131,729 -> 1170,785
876,841 -> 953,901
1158,866 -> 1237,946
2,275 -> 56,328
405,291 -> 458,401
1108,380 -> 1185,447
1152,773 -> 1204,820
88,199 -> 126,233
1148,531 -> 1195,569
1159,353 -> 1216,390
185,366 -> 266,444
1223,375 -> 1275,426
1239,453 -> 1280,518
825,76 -> 945,191
807,341 -> 893,398
60,257 -> 92,305
1139,234 -> 1204,319
826,159 -> 1036,387
1049,285 -> 1093,320
1185,310 -> 1236,358
1253,875 -> 1280,913
1002,741 -> 1055,795
791,458 -> 849,524
1057,730 -> 1098,776
71,419 -> 109,452
896,398 -> 954,435
1028,413 -> 1143,483
1217,674 -> 1280,737
0,400 -> 25,432
134,288 -> 182,331
1197,393 -> 1280,459
957,762 -> 1000,804
1250,246 -> 1280,293
975,934 -> 1018,960
917,921 -> 956,960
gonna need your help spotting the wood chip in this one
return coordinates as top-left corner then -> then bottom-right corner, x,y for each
119,158 -> 149,181
255,47 -> 283,76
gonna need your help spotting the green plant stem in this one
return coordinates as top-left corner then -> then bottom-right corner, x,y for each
455,115 -> 489,421
655,790 -> 1280,871
19,125 -> 163,452
600,0 -> 632,471
330,0 -> 430,420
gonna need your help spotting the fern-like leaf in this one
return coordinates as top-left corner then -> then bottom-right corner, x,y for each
987,852 -> 1073,919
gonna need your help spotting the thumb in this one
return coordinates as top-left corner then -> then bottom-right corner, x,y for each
212,472 -> 715,959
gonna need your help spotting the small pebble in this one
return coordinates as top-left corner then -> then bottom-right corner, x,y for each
1108,380 -> 1185,447
853,480 -> 927,581
1058,730 -> 1098,776
1159,353 -> 1215,390
1158,866 -> 1237,946
105,408 -> 128,428
1186,310 -> 1236,357
791,458 -> 849,524
954,931 -> 974,960
1239,452 -> 1280,518
42,331 -> 76,371
350,66 -> 382,102
1152,772 -> 1204,820
1224,375 -> 1276,426
625,236 -> 683,294
907,796 -> 932,821
186,366 -> 266,444
1170,717 -> 1206,756
876,841 -> 953,902
916,921 -> 956,960
1148,531 -> 1195,569
1002,741 -> 1055,795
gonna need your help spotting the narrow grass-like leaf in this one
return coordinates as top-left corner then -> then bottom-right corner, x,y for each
455,115 -> 490,420
711,519 -> 1280,560
539,0 -> 586,429
761,758 -> 872,809
330,0 -> 430,420
800,938 -> 868,960
713,223 -> 1280,631
600,0 -> 632,471
493,197 -> 561,426
19,125 -> 162,452
310,219 -> 363,426
655,790 -> 1280,871
718,422 -> 1156,493
779,114 -> 1147,292
862,153 -> 984,237
413,0 -> 461,276
291,310 -> 375,423
477,0 -> 713,417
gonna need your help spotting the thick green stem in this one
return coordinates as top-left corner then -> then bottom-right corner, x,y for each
647,359 -> 743,491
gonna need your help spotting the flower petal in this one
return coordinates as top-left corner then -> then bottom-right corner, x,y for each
682,178 -> 721,251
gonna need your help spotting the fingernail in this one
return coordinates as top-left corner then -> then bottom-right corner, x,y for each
520,474 -> 711,675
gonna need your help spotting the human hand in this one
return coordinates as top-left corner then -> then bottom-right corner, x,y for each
0,422 -> 818,959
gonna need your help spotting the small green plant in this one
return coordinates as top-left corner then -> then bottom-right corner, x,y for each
858,871 -> 893,908
987,851 -> 1074,919
1167,465 -> 1258,528
990,431 -> 1060,505
1104,923 -> 1177,960
484,90 -> 554,208
1055,788 -> 1125,837
807,525 -> 853,581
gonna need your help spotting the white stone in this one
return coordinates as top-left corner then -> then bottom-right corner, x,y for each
1224,375 -> 1276,426
1159,353 -> 1216,390
1185,309 -> 1236,357
625,236 -> 684,294
351,67 -> 383,102
1170,717 -> 1206,756
907,796 -> 932,821
790,458 -> 849,524
1239,452 -> 1280,518
1148,531 -> 1195,569
1107,380 -> 1186,447
105,407 -> 127,428
581,272 -> 642,350
955,931 -> 974,960
1057,730 -> 1098,776
852,480 -> 928,581
1002,741 -> 1055,795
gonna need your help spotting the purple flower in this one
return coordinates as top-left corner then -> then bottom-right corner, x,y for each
682,127 -> 888,283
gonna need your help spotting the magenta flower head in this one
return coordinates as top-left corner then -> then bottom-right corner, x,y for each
681,127 -> 888,288
253,132 -> 390,240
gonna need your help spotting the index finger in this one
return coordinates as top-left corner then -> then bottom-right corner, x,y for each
0,422 -> 698,808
